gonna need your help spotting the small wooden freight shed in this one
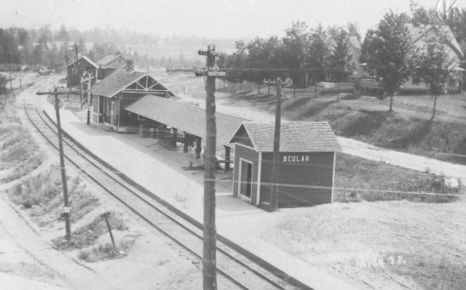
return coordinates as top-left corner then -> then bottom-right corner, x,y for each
230,121 -> 340,210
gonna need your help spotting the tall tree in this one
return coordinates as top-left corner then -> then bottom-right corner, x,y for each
56,25 -> 70,42
415,41 -> 452,119
328,28 -> 350,82
281,21 -> 310,85
0,29 -> 21,63
363,11 -> 415,112
307,24 -> 329,83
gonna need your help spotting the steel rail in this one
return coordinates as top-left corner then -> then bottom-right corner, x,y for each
24,104 -> 302,290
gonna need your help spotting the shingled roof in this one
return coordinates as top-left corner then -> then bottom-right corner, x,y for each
97,54 -> 126,69
231,121 -> 340,152
91,70 -> 145,97
68,55 -> 99,69
124,95 -> 247,149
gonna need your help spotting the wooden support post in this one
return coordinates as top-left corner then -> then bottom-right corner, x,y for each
224,145 -> 231,172
183,133 -> 189,153
80,80 -> 84,110
19,79 -> 22,89
101,212 -> 116,249
87,73 -> 92,125
172,128 -> 178,146
195,137 -> 202,159
139,124 -> 144,137
270,78 -> 282,212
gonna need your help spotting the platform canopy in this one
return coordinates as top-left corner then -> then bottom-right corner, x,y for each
124,95 -> 247,147
230,121 -> 340,152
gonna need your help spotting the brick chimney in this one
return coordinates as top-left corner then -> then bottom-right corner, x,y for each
126,60 -> 134,72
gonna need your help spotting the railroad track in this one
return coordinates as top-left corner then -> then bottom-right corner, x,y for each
24,104 -> 311,290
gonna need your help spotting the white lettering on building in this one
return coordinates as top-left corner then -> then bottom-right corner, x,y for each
282,155 -> 310,162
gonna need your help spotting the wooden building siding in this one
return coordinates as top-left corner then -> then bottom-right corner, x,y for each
68,57 -> 98,87
233,144 -> 260,205
259,152 -> 335,207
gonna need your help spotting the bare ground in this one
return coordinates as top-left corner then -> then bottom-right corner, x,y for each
262,200 -> 466,290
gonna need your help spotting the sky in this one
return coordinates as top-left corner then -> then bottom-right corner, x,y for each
0,0 -> 465,39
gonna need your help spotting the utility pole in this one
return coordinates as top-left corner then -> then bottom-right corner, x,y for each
7,54 -> 13,90
54,87 -> 71,243
87,72 -> 92,125
64,43 -> 70,89
8,63 -> 13,90
73,42 -> 79,63
271,78 -> 282,212
196,44 -> 225,290
36,88 -> 76,243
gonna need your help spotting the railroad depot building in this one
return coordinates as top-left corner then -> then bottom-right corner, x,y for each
90,68 -> 174,130
230,121 -> 340,210
67,56 -> 99,87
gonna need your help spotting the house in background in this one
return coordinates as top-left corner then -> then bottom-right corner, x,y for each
404,23 -> 464,93
360,24 -> 464,94
348,35 -> 363,78
66,55 -> 99,87
96,54 -> 127,80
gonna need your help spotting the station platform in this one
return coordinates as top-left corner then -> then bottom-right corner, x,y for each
35,91 -> 357,290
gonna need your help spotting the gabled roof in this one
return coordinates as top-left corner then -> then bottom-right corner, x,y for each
68,55 -> 99,69
124,95 -> 247,149
97,54 -> 126,69
91,70 -> 145,97
231,121 -> 340,153
407,23 -> 464,60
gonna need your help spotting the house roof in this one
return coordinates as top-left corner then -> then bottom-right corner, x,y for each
68,55 -> 99,69
348,35 -> 361,50
91,70 -> 145,97
231,121 -> 340,153
124,95 -> 247,149
97,54 -> 126,69
407,23 -> 464,60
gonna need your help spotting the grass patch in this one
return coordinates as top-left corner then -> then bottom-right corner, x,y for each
388,253 -> 466,290
78,240 -> 134,263
7,168 -> 61,208
53,213 -> 128,250
335,154 -> 461,202
2,153 -> 43,183
341,110 -> 389,137
0,114 -> 43,181
8,167 -> 101,227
